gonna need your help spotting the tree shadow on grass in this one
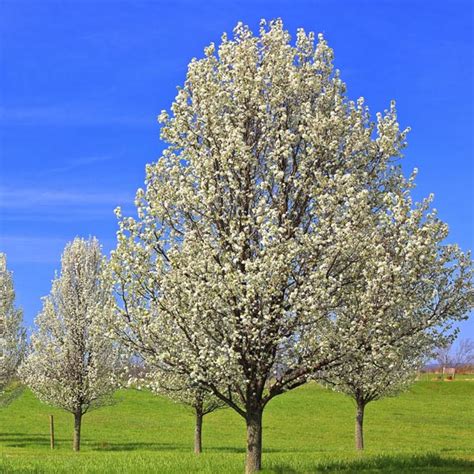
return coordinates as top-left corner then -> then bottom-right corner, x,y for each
92,441 -> 188,452
269,453 -> 474,473
1,435 -> 187,452
93,443 -> 286,454
211,446 -> 285,454
0,433 -> 71,448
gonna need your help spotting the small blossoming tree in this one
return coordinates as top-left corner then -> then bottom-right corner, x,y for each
316,187 -> 473,450
20,238 -> 120,451
140,366 -> 225,454
0,253 -> 26,404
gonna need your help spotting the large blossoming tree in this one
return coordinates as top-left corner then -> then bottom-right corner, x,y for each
20,238 -> 120,451
110,20 -> 416,472
0,253 -> 26,404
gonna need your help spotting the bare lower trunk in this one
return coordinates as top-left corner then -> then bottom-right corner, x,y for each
73,411 -> 82,451
194,409 -> 203,454
245,409 -> 263,473
355,401 -> 365,451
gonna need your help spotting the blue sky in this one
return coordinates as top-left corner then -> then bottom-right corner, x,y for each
0,0 -> 473,340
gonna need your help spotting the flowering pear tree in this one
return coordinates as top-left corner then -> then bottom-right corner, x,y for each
317,189 -> 473,450
139,366 -> 225,454
0,253 -> 26,403
110,19 -> 415,472
20,238 -> 120,451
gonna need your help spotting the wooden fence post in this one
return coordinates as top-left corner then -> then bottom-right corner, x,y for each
50,415 -> 55,449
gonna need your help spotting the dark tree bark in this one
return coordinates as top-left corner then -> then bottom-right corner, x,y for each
73,411 -> 82,451
245,408 -> 263,473
355,400 -> 365,450
194,408 -> 203,454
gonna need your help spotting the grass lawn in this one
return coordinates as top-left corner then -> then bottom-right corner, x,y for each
0,379 -> 473,473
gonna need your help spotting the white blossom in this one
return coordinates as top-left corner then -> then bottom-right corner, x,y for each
109,19 -> 471,473
20,237 -> 121,451
316,189 -> 473,450
0,253 -> 26,401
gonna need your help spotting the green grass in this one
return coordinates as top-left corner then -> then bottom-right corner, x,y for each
1,379 -> 473,473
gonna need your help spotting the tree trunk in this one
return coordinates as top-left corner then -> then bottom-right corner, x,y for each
245,409 -> 263,473
73,411 -> 82,451
355,401 -> 365,451
194,409 -> 203,454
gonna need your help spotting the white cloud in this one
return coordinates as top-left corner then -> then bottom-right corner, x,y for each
0,187 -> 134,210
43,155 -> 115,175
0,105 -> 155,127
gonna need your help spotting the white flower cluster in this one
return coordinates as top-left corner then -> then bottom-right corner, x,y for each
140,366 -> 225,415
108,19 -> 473,471
315,190 -> 473,448
19,238 -> 121,416
0,253 -> 26,395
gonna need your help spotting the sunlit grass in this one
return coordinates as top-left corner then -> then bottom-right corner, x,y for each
1,379 -> 473,472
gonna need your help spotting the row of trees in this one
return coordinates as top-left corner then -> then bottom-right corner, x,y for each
1,230 -> 472,458
1,20 -> 473,473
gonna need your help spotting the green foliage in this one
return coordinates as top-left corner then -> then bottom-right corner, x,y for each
0,381 -> 472,473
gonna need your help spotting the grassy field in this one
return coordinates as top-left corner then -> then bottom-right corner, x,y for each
0,379 -> 473,473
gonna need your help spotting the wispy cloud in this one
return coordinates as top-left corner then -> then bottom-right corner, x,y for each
43,155 -> 115,175
0,208 -> 124,223
0,105 -> 156,127
0,187 -> 134,210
